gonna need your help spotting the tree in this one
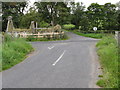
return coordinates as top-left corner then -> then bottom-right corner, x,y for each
70,2 -> 86,29
2,1 -> 28,31
103,3 -> 118,30
87,3 -> 105,30
116,1 -> 120,10
87,3 -> 118,30
34,1 -> 70,26
55,2 -> 71,25
19,7 -> 41,28
116,1 -> 120,30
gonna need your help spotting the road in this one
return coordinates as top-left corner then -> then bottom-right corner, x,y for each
2,32 -> 101,88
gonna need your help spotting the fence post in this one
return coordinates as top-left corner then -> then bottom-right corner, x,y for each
115,31 -> 120,47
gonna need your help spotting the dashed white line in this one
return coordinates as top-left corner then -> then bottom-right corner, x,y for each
52,50 -> 66,66
48,46 -> 54,50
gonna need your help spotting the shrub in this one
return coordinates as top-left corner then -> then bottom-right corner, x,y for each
63,24 -> 75,30
39,21 -> 49,28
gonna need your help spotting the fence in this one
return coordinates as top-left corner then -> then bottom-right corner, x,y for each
18,32 -> 64,38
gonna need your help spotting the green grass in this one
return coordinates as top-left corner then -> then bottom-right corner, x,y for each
2,34 -> 33,71
69,30 -> 104,39
96,35 -> 118,88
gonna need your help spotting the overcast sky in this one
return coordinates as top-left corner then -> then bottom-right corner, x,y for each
28,0 -> 120,8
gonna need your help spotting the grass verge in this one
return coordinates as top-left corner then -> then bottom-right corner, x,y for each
96,35 -> 118,88
69,30 -> 104,39
2,34 -> 33,71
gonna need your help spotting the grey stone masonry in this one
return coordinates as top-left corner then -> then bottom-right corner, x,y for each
6,16 -> 14,32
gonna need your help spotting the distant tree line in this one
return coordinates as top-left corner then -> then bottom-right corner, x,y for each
2,1 -> 120,32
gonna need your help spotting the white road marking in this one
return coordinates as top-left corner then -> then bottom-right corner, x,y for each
52,50 -> 66,66
48,46 -> 54,50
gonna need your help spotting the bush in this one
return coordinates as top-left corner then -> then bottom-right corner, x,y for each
39,21 -> 49,28
63,24 -> 75,30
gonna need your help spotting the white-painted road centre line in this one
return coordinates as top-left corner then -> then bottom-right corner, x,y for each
48,46 -> 54,50
52,50 -> 66,66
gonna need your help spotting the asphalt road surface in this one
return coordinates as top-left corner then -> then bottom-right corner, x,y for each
2,32 -> 101,88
